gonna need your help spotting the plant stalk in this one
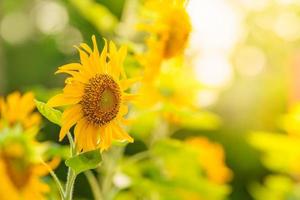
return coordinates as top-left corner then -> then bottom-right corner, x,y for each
85,170 -> 104,200
64,132 -> 77,200
65,168 -> 77,200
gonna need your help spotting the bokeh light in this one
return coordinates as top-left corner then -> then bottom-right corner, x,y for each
0,12 -> 33,44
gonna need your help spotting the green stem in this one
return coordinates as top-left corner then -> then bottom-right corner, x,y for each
65,168 -> 77,200
49,168 -> 65,199
102,159 -> 115,199
125,151 -> 150,165
67,132 -> 76,156
40,158 -> 65,199
64,132 -> 77,200
85,170 -> 103,200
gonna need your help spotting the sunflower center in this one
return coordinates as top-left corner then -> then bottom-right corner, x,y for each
82,74 -> 121,126
2,154 -> 32,190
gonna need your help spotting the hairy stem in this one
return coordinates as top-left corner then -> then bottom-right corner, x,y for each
64,132 -> 77,200
65,168 -> 77,200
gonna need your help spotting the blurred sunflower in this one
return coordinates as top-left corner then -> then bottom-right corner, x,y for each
0,129 -> 59,200
186,137 -> 232,184
0,92 -> 41,130
139,0 -> 191,79
139,59 -> 200,124
47,36 -> 138,151
0,91 -> 59,200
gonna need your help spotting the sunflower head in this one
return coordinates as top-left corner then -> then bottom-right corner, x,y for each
0,92 -> 41,130
0,128 -> 59,199
0,135 -> 33,190
157,6 -> 191,59
48,36 -> 138,152
139,0 -> 191,78
139,60 -> 200,120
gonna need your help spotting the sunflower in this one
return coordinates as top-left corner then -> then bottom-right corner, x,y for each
186,137 -> 232,184
139,0 -> 191,79
0,128 -> 60,200
141,60 -> 198,107
139,59 -> 200,124
47,36 -> 138,152
0,92 -> 41,130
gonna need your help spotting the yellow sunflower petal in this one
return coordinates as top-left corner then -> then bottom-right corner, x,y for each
85,123 -> 99,151
92,35 -> 99,57
56,69 -> 90,83
111,122 -> 133,142
7,91 -> 21,114
109,40 -> 118,56
118,105 -> 128,117
24,113 -> 41,129
47,94 -> 81,107
55,63 -> 82,74
77,47 -> 90,67
74,118 -> 89,151
63,82 -> 85,99
80,43 -> 93,54
90,36 -> 102,74
120,77 -> 141,90
99,125 -> 112,151
119,118 -> 133,125
59,104 -> 83,141
122,93 -> 140,102
20,92 -> 35,119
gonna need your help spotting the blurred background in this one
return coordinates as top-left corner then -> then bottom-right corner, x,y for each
0,0 -> 299,199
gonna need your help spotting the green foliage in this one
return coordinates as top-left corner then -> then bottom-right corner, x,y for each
65,149 -> 102,175
118,139 -> 231,200
130,110 -> 159,139
0,125 -> 35,160
35,100 -> 62,126
44,143 -> 70,160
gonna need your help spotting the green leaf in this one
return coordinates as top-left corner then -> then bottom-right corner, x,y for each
44,143 -> 70,160
65,149 -> 102,175
35,100 -> 62,126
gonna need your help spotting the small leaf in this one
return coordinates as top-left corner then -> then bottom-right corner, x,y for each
35,100 -> 62,126
44,143 -> 70,160
65,149 -> 102,175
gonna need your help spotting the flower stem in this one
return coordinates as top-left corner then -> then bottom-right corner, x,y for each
65,168 -> 77,200
64,132 -> 77,200
67,132 -> 76,156
85,170 -> 103,200
40,158 -> 65,199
